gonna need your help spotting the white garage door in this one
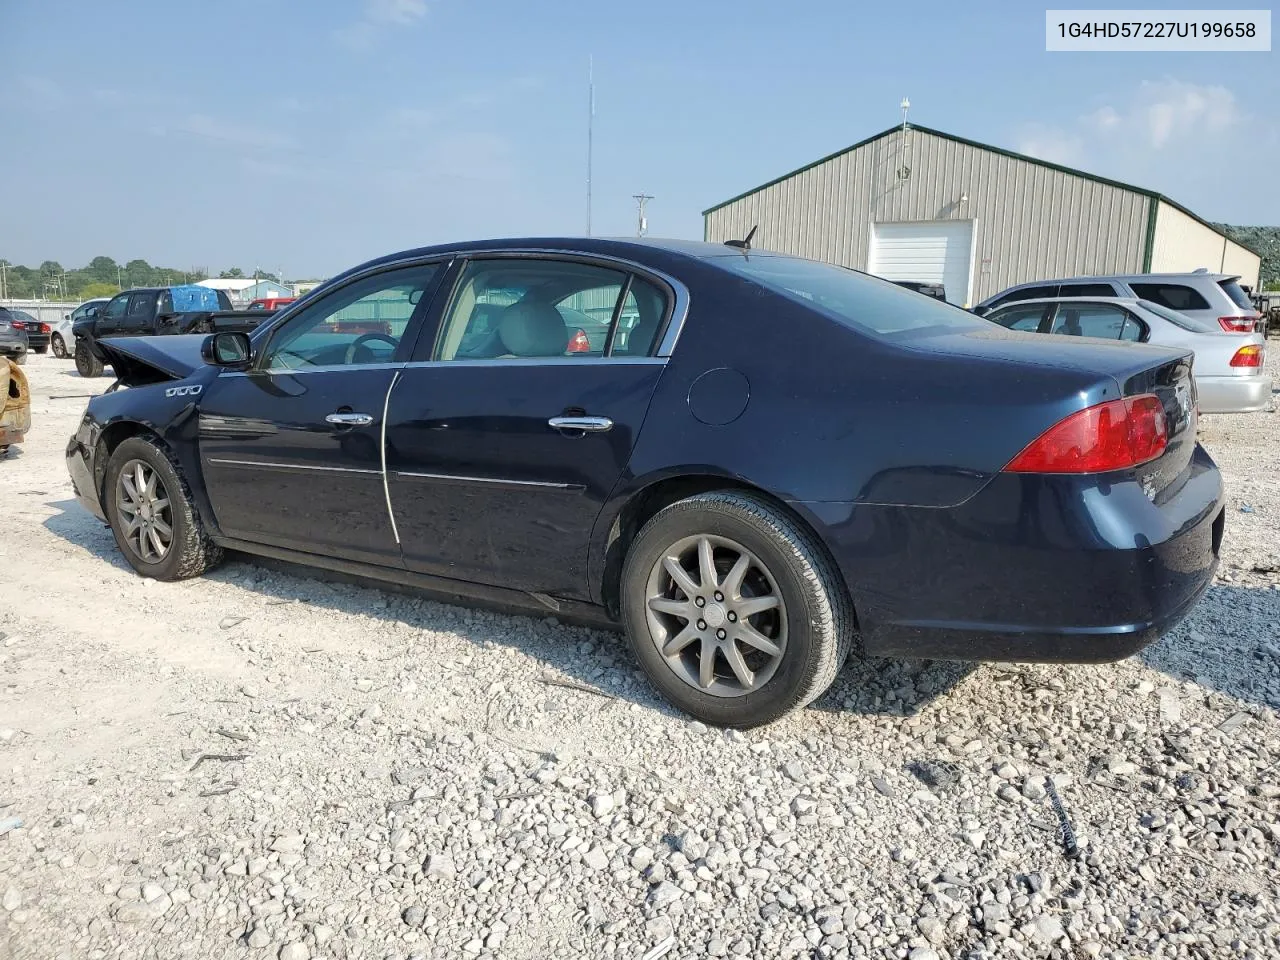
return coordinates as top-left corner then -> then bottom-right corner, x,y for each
869,220 -> 974,307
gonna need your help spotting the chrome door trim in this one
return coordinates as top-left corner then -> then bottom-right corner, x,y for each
400,356 -> 666,371
325,412 -> 375,426
206,458 -> 382,476
548,416 -> 613,433
391,470 -> 584,492
221,361 -> 404,378
381,370 -> 402,544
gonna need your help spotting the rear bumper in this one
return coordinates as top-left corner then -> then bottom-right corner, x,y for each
1196,374 -> 1273,414
24,333 -> 50,350
0,341 -> 27,359
800,444 -> 1225,664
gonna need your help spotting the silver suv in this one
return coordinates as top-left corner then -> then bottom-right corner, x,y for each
975,270 -> 1262,332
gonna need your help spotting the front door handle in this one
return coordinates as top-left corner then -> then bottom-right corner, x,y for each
325,412 -> 374,427
548,415 -> 613,434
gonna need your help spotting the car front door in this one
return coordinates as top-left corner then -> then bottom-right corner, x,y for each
384,255 -> 673,599
197,261 -> 445,564
95,294 -> 130,336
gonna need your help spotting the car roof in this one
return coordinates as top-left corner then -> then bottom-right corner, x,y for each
989,296 -> 1146,307
357,237 -> 774,270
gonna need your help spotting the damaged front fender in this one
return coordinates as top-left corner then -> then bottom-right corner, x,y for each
1,359 -> 31,449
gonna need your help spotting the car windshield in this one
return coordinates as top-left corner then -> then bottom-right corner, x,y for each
1138,300 -> 1216,332
1219,279 -> 1254,311
714,254 -> 984,337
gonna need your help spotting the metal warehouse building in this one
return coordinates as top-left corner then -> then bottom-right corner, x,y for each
702,123 -> 1261,308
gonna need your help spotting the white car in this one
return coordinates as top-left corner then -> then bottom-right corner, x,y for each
984,296 -> 1271,414
975,271 -> 1262,333
52,298 -> 110,359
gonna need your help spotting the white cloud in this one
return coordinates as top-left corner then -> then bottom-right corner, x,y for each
175,114 -> 296,151
336,0 -> 428,48
1014,125 -> 1086,166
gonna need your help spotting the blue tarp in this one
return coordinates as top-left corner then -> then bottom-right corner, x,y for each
169,285 -> 222,313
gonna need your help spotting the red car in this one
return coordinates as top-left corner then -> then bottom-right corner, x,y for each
247,297 -> 296,312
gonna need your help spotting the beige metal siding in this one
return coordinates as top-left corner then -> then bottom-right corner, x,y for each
1149,202 -> 1228,273
705,128 -> 1150,304
1221,241 -> 1261,289
1151,201 -> 1262,287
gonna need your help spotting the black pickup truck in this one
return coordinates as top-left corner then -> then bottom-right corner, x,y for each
73,285 -> 275,377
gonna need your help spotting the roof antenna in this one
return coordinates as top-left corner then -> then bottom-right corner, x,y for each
724,224 -> 757,251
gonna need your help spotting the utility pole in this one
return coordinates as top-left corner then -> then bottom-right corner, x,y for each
586,55 -> 594,236
117,265 -> 123,291
0,261 -> 7,301
633,194 -> 653,237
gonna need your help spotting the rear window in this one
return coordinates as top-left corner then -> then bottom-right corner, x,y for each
988,285 -> 1059,309
1219,279 -> 1254,311
1137,300 -> 1214,332
1130,283 -> 1210,311
715,255 -> 983,337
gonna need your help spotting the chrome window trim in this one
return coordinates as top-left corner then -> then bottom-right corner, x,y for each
221,361 -> 405,378
207,458 -> 381,476
400,356 -> 666,370
391,470 -> 584,492
430,248 -> 691,359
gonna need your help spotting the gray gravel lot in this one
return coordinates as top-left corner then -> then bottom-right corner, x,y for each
1,352 -> 1279,960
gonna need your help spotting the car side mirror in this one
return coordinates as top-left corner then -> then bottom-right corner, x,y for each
203,331 -> 253,367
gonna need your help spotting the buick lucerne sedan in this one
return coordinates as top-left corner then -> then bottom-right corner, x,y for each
66,238 -> 1225,727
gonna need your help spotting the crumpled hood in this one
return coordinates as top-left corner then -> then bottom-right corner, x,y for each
96,335 -> 209,385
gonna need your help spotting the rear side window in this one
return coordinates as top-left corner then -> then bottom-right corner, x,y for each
987,304 -> 1048,332
989,285 -> 1059,309
1049,303 -> 1132,339
1219,279 -> 1254,310
1060,282 -> 1121,297
1130,283 -> 1210,311
715,255 -> 984,337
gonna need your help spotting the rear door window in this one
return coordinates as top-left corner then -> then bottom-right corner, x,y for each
1060,282 -> 1122,297
989,284 -> 1059,309
987,303 -> 1049,332
1049,303 -> 1131,339
1129,283 -> 1210,311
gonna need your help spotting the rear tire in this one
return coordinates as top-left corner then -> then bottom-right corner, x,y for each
75,340 -> 104,377
51,334 -> 68,359
620,491 -> 854,728
34,345 -> 48,355
104,436 -> 223,581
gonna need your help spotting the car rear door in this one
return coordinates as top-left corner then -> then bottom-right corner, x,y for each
384,254 -> 674,599
197,260 -> 446,565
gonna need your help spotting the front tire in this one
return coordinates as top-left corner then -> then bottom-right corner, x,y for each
104,436 -> 223,581
620,491 -> 854,728
75,340 -> 104,377
51,334 -> 68,359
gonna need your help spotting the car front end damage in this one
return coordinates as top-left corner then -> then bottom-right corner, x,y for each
1,359 -> 32,449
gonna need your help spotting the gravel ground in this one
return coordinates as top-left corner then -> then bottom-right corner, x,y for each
2,351 -> 1279,960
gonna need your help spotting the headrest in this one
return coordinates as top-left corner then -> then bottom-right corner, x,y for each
498,301 -> 569,357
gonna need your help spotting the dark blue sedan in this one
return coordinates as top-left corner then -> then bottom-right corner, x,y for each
66,238 -> 1224,727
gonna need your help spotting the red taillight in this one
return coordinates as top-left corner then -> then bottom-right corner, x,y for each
9,321 -> 23,330
1218,316 -> 1258,333
1005,395 -> 1168,474
1230,345 -> 1263,368
567,328 -> 591,353
39,323 -> 50,333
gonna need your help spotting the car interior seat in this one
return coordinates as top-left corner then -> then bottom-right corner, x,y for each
497,301 -> 570,357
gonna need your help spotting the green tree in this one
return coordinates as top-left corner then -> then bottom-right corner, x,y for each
219,267 -> 245,279
86,256 -> 119,285
79,282 -> 121,299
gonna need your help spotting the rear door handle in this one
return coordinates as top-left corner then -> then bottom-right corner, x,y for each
548,416 -> 613,434
326,412 -> 374,427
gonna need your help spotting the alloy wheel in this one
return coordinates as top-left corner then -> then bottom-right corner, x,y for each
644,534 -> 788,698
115,459 -> 174,563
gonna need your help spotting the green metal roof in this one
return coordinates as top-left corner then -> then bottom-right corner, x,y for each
701,123 -> 1261,258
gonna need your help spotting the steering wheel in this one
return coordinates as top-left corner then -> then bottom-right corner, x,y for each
344,332 -> 399,365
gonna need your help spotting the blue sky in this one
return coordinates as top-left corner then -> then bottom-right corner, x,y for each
1,0 -> 1276,277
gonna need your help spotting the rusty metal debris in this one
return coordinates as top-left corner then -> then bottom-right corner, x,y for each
0,359 -> 31,451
